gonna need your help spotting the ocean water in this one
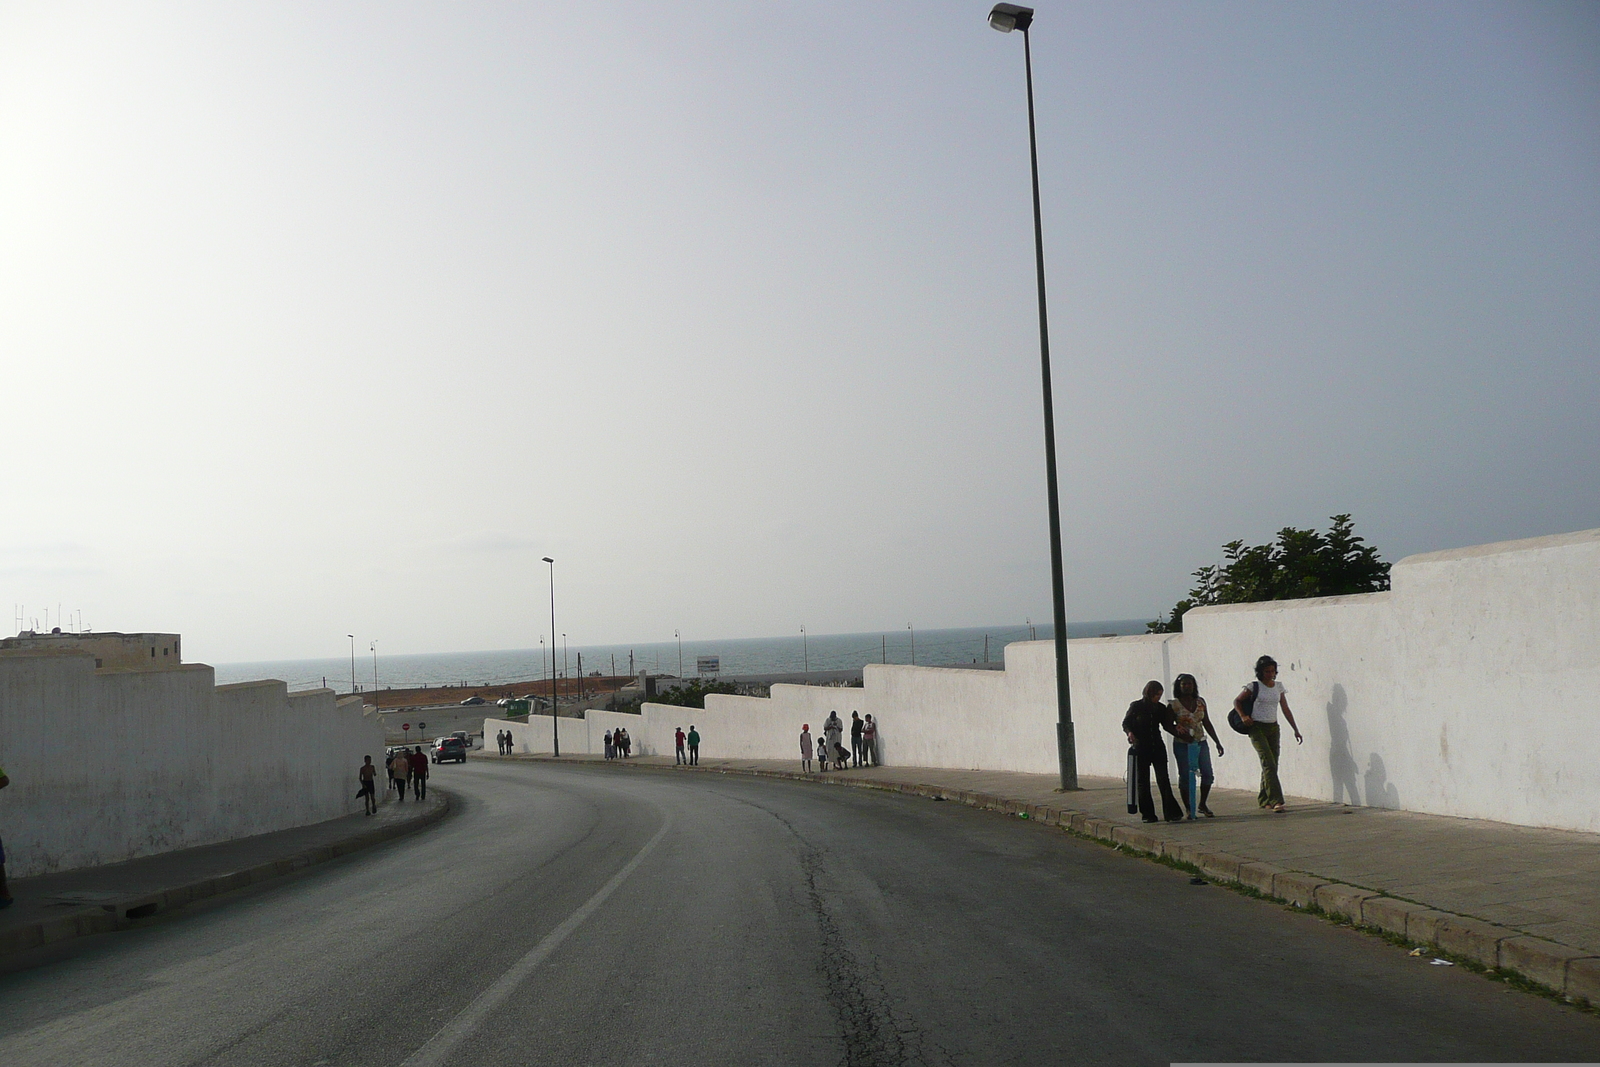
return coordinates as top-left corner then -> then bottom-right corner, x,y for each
211,620 -> 1149,694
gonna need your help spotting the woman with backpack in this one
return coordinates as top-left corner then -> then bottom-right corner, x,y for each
1234,655 -> 1303,812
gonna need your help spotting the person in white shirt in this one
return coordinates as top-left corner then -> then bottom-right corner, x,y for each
1234,655 -> 1303,812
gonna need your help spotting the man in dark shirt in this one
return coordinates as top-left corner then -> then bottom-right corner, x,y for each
1122,680 -> 1183,822
850,712 -> 864,767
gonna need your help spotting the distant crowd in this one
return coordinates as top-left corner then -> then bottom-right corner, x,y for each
799,710 -> 876,772
355,745 -> 431,816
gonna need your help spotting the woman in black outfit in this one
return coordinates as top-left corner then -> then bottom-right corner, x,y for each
1123,680 -> 1184,822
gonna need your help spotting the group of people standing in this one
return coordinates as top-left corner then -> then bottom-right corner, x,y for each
604,727 -> 633,760
1122,654 -> 1302,822
798,711 -> 877,773
495,729 -> 514,755
674,726 -> 700,765
356,747 -> 430,815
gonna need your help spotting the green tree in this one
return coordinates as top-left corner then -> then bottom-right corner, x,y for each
1148,514 -> 1389,633
647,677 -> 739,709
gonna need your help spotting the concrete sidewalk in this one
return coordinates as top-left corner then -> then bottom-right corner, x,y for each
0,789 -> 449,963
490,751 -> 1600,1006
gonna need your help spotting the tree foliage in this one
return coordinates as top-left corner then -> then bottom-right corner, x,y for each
647,678 -> 740,709
1148,514 -> 1389,633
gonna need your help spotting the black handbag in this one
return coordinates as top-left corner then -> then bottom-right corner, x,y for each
1226,681 -> 1260,735
1125,745 -> 1139,813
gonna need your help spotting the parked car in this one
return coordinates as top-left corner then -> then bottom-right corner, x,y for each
495,697 -> 512,708
432,737 -> 468,763
451,730 -> 471,747
461,695 -> 485,706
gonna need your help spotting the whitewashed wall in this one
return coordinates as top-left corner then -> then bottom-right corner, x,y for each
490,529 -> 1599,833
0,654 -> 386,877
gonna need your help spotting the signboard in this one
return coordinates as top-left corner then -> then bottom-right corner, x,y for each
696,655 -> 720,676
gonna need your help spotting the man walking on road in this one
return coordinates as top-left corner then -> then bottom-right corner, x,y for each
358,755 -> 378,815
675,727 -> 687,765
389,750 -> 411,802
409,746 -> 429,801
687,726 -> 700,766
850,712 -> 864,767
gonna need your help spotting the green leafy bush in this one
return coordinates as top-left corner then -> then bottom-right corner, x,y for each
1148,514 -> 1389,633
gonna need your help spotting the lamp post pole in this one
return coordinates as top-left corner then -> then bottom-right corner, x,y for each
543,557 -> 559,757
347,634 -> 355,694
989,3 -> 1077,790
370,641 -> 378,691
801,625 -> 808,674
908,622 -> 915,666
674,629 -> 682,677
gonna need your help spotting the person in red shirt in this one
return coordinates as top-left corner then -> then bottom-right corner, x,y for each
409,746 -> 430,801
675,727 -> 687,765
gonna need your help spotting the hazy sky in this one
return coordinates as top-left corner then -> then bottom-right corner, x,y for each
2,1 -> 1596,664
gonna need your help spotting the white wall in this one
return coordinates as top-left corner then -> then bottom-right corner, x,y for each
492,528 -> 1599,833
0,654 -> 386,878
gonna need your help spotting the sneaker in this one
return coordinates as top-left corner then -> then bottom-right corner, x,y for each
1199,805 -> 1214,817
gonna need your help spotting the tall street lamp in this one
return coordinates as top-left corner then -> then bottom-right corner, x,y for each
543,557 -> 560,757
347,634 -> 356,694
800,625 -> 808,674
370,641 -> 378,692
989,3 -> 1078,790
674,629 -> 682,677
908,622 -> 915,666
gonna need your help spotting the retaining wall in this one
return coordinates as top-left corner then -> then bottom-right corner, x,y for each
0,653 -> 385,877
493,528 -> 1599,833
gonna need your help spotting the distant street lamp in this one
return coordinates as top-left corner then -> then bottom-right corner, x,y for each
370,641 -> 378,692
801,625 -> 808,674
543,557 -> 559,757
674,629 -> 682,677
989,3 -> 1078,790
347,634 -> 356,694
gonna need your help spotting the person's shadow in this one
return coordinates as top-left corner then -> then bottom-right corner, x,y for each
1326,684 -> 1362,805
1364,752 -> 1401,809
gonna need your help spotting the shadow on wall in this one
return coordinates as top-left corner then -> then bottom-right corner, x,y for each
1326,683 -> 1361,805
1365,753 -> 1401,810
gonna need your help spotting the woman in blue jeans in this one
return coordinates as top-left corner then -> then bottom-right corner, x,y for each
1168,673 -> 1224,819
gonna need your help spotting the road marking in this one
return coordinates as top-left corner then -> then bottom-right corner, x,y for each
398,815 -> 672,1067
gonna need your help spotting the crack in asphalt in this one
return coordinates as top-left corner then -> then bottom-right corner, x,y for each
711,789 -> 949,1067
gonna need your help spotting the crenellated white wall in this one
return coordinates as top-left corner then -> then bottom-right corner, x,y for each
0,654 -> 386,877
492,528 -> 1600,833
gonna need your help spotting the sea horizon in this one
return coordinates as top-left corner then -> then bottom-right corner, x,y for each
211,619 -> 1150,694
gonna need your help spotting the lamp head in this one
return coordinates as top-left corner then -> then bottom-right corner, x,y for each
988,3 -> 1033,32
542,556 -> 554,564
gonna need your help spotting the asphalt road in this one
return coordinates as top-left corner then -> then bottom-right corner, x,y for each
0,761 -> 1596,1066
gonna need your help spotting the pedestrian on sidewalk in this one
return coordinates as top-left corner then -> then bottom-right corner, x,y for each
499,729 -> 509,755
818,735 -> 830,772
1235,655 -> 1303,812
604,730 -> 614,760
687,726 -> 700,766
1169,674 -> 1224,819
358,755 -> 378,815
386,750 -> 398,793
389,750 -> 411,802
409,746 -> 429,801
0,761 -> 13,908
799,724 -> 813,773
824,712 -> 843,770
619,727 -> 631,759
1123,680 -> 1184,823
862,714 -> 878,766
850,712 -> 864,767
675,727 -> 687,765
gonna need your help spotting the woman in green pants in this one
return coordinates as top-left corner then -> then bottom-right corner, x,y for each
1234,655 -> 1303,812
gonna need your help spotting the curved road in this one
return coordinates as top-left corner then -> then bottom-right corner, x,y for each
0,761 -> 1596,1065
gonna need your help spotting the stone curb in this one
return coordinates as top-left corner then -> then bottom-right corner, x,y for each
0,792 -> 451,963
509,754 -> 1599,1006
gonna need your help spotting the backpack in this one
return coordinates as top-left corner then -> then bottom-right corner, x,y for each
1226,681 -> 1260,735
